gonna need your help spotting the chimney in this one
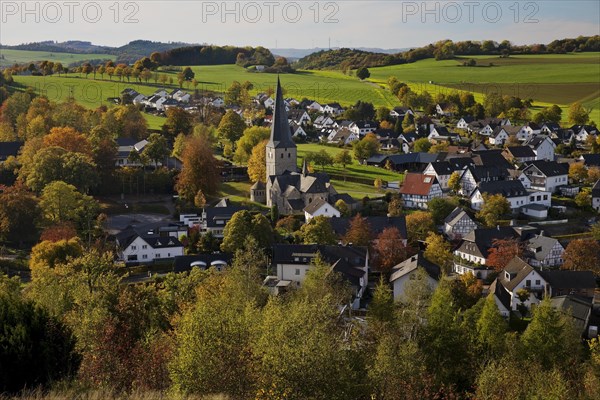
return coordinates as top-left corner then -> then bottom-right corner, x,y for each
540,230 -> 544,237
510,219 -> 516,226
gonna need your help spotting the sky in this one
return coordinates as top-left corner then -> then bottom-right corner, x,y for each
1,1 -> 599,49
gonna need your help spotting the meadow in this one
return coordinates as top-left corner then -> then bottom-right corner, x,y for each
0,48 -> 115,67
9,52 -> 600,126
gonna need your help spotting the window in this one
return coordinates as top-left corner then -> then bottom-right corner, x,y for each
142,254 -> 148,259
525,280 -> 531,287
295,268 -> 300,275
155,254 -> 160,258
281,153 -> 284,158
535,280 -> 540,285
131,245 -> 137,250
142,245 -> 147,249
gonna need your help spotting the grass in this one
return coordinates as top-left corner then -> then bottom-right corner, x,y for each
9,52 -> 600,127
0,48 -> 116,67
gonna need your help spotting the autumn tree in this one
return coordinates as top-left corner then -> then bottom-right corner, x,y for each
175,135 -> 220,202
427,197 -> 457,225
448,171 -> 462,194
297,216 -> 337,245
568,102 -> 590,125
569,162 -> 588,183
233,126 -> 270,164
163,107 -> 194,137
387,193 -> 403,216
343,214 -> 373,246
221,210 -> 274,253
143,133 -> 170,166
406,211 -> 436,243
29,238 -> 84,275
413,137 -> 432,153
39,222 -> 78,243
373,227 -> 411,273
218,109 -> 246,148
562,238 -> 600,274
369,276 -> 395,323
575,190 -> 591,208
353,133 -> 380,162
487,238 -> 523,271
477,194 -> 510,227
334,149 -> 352,170
43,127 -> 93,155
0,185 -> 41,245
424,232 -> 453,274
247,139 -> 268,183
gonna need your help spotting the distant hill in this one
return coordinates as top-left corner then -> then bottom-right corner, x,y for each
294,48 -> 406,70
271,47 -> 409,59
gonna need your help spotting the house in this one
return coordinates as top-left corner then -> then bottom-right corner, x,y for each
116,224 -> 186,264
516,122 -> 542,141
144,94 -> 167,111
306,101 -> 322,111
522,160 -> 569,193
550,296 -> 594,337
453,226 -> 520,279
173,253 -> 233,273
327,128 -> 359,146
198,205 -> 247,238
115,138 -> 151,167
427,125 -> 460,142
270,244 -> 369,309
210,98 -> 225,108
399,173 -> 443,209
456,116 -> 475,130
121,88 -> 146,105
551,128 -> 575,144
423,162 -> 455,190
170,89 -> 190,103
435,103 -> 454,117
502,146 -> 537,164
313,115 -> 335,129
470,180 -> 551,214
443,207 -> 478,240
290,122 -> 307,138
390,253 -> 441,302
524,234 -> 565,268
539,269 -> 597,299
540,122 -> 561,134
263,97 -> 275,109
490,257 -> 548,314
525,136 -> 556,161
593,180 -> 600,211
471,149 -> 514,170
288,109 -> 311,125
458,165 -> 510,195
322,103 -> 344,116
349,121 -> 378,136
489,127 -> 510,145
0,141 -> 23,162
303,199 -> 340,222
390,106 -> 414,119
571,125 -> 599,142
366,152 -> 440,172
581,154 -> 600,168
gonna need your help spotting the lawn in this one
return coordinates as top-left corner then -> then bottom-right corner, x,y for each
0,48 -> 116,67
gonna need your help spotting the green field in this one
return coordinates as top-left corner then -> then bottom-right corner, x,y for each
9,52 -> 600,126
0,48 -> 116,67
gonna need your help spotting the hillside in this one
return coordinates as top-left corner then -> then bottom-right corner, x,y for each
294,48 -> 404,70
0,49 -> 116,67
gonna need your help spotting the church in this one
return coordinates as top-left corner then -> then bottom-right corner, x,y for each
250,78 -> 342,215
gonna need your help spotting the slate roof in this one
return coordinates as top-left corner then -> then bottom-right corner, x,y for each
427,161 -> 454,175
593,180 -> 600,197
475,180 -> 528,198
539,270 -> 596,291
457,227 -> 519,259
504,146 -> 536,158
203,206 -> 246,228
471,150 -> 513,169
525,235 -> 561,262
582,154 -> 600,167
444,207 -> 475,227
400,173 -> 438,196
390,252 -> 441,283
466,165 -> 510,182
523,160 -> 569,177
551,296 -> 592,324
268,78 -> 296,149
303,198 -> 333,215
497,257 -> 535,291
330,216 -> 407,239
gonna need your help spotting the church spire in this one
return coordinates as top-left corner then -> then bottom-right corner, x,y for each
267,77 -> 296,149
302,158 -> 309,176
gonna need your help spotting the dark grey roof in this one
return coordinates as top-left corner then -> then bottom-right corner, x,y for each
303,198 -> 331,214
504,146 -> 536,158
539,270 -> 596,291
475,180 -> 527,198
466,165 -> 510,182
583,154 -> 600,167
332,193 -> 357,205
268,78 -> 296,149
459,227 -> 519,259
444,207 -> 475,226
498,257 -> 535,291
490,279 -> 511,311
523,160 -> 569,177
593,180 -> 600,197
428,161 -> 453,175
471,150 -> 513,169
116,137 -> 138,147
203,206 -> 246,228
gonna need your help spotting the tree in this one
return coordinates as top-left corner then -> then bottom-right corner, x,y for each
427,197 -> 457,225
234,126 -> 270,164
221,210 -> 274,253
406,211 -> 436,243
476,295 -> 507,358
310,149 -> 334,171
356,67 -> 370,80
369,277 -> 395,323
334,199 -> 350,217
163,107 -> 193,137
477,194 -> 510,227
39,181 -> 98,227
0,185 -> 41,245
424,232 -> 452,274
352,133 -> 380,162
375,106 -> 391,122
43,127 -> 92,155
29,238 -> 84,274
0,286 -> 80,394
562,238 -> 600,274
143,133 -> 170,166
483,92 -> 505,117
343,214 -> 372,246
218,109 -> 246,146
413,137 -> 432,153
373,227 -> 411,273
247,140 -> 268,183
569,162 -> 588,183
568,101 -> 590,125
182,66 -> 195,81
448,171 -> 462,194
487,238 -> 523,271
175,136 -> 220,201
387,193 -> 403,216
298,216 -> 337,245
575,190 -> 591,208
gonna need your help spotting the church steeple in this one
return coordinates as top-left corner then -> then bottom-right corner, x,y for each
267,77 -> 296,149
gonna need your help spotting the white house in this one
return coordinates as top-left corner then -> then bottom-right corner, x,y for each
399,173 -> 443,209
263,97 -> 276,109
525,136 -> 556,161
525,234 -> 565,268
327,128 -> 359,146
390,253 -> 440,302
516,122 -> 542,141
306,101 -> 322,111
443,207 -> 478,240
491,257 -> 548,313
521,161 -> 569,193
593,180 -> 600,212
390,107 -> 414,119
210,98 -> 225,108
322,103 -> 344,116
572,125 -> 599,142
469,180 -> 551,212
435,103 -> 453,117
456,116 -> 475,130
423,162 -> 454,190
116,225 -> 185,264
489,127 -> 510,145
288,109 -> 311,125
349,121 -> 378,136
314,115 -> 335,129
303,199 -> 340,222
115,139 -> 151,167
